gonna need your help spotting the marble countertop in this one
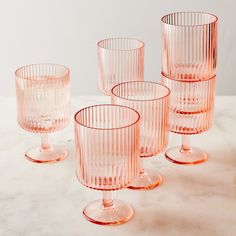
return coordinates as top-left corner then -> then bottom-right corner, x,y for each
1,96 -> 236,236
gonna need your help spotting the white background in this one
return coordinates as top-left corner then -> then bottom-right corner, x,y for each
0,0 -> 235,96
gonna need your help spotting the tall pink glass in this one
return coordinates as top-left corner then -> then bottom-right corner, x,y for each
111,81 -> 170,190
15,64 -> 70,163
161,12 -> 218,164
97,38 -> 145,95
74,104 -> 140,225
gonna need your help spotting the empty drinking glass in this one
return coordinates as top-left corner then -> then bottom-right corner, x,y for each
74,104 -> 140,225
111,81 -> 170,190
15,64 -> 70,163
97,38 -> 145,95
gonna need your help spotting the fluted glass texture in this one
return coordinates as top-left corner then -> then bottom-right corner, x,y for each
162,73 -> 216,134
15,64 -> 70,133
98,38 -> 144,95
74,104 -> 140,191
161,12 -> 218,81
111,81 -> 170,157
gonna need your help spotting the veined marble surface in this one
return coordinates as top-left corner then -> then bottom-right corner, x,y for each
0,96 -> 236,236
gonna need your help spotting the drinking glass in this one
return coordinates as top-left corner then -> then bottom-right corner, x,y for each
15,64 -> 70,163
97,38 -> 145,95
161,12 -> 218,164
111,81 -> 170,190
74,104 -> 140,225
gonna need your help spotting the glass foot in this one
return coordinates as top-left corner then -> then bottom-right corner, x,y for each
165,146 -> 207,165
25,145 -> 68,163
127,168 -> 163,190
83,199 -> 133,225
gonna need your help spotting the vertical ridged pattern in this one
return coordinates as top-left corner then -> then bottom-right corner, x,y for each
98,38 -> 145,95
15,64 -> 70,133
161,12 -> 218,135
74,104 -> 140,191
161,12 -> 218,80
111,81 -> 170,157
161,74 -> 216,134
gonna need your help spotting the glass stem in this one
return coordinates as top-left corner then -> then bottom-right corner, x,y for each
180,135 -> 192,153
40,133 -> 51,151
139,157 -> 146,177
102,191 -> 114,208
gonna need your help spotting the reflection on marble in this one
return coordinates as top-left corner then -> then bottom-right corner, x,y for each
0,96 -> 236,236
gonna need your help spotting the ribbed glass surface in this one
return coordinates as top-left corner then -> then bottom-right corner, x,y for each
111,81 -> 170,157
15,64 -> 70,133
98,38 -> 145,95
161,12 -> 218,81
162,73 -> 216,134
74,104 -> 140,191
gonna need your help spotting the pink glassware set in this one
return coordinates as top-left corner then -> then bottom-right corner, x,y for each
15,12 -> 218,225
161,12 -> 218,164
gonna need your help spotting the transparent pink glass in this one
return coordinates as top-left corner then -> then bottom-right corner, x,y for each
97,38 -> 145,95
161,12 -> 218,165
74,104 -> 140,225
15,64 -> 70,163
111,81 -> 170,190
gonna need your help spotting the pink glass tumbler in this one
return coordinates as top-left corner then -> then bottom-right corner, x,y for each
97,38 -> 145,95
111,81 -> 170,190
161,12 -> 218,164
74,104 -> 140,225
15,64 -> 70,163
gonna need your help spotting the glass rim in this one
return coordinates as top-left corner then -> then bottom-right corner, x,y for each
74,104 -> 140,131
161,11 -> 218,27
15,63 -> 70,81
161,72 -> 216,83
111,81 -> 170,102
97,37 -> 145,51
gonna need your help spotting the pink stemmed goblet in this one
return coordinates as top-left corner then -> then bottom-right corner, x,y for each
15,64 -> 70,163
97,38 -> 145,95
161,12 -> 218,164
111,81 -> 170,190
74,104 -> 140,225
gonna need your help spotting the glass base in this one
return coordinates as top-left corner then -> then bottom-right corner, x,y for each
25,145 -> 68,163
83,200 -> 133,225
165,146 -> 207,165
127,168 -> 163,190
83,199 -> 133,225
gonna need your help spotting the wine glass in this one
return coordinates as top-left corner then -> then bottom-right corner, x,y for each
15,64 -> 70,163
111,81 -> 170,190
161,12 -> 218,164
74,104 -> 140,225
97,37 -> 145,95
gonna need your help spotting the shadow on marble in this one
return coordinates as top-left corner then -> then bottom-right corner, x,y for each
129,205 -> 221,236
207,148 -> 236,167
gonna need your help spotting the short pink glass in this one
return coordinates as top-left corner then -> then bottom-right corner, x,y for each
97,38 -> 145,95
74,104 -> 140,225
111,81 -> 170,190
161,12 -> 218,165
15,64 -> 70,163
